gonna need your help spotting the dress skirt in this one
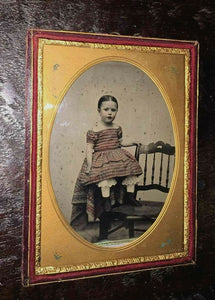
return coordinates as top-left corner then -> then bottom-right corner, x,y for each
71,127 -> 142,225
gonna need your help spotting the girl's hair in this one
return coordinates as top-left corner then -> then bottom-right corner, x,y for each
98,95 -> 118,110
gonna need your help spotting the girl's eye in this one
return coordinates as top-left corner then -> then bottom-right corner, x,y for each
111,109 -> 116,112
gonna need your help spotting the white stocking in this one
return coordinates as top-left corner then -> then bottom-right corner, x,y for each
101,186 -> 110,198
126,184 -> 135,193
98,179 -> 117,197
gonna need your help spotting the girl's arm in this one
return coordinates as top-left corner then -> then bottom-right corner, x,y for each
120,141 -> 138,147
86,143 -> 93,174
120,138 -> 138,147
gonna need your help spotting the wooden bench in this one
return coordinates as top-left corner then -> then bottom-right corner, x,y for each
99,141 -> 175,240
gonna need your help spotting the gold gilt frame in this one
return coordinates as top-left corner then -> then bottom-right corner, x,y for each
23,29 -> 198,285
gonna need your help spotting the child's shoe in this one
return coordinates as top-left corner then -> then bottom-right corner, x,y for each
126,192 -> 142,206
103,197 -> 111,211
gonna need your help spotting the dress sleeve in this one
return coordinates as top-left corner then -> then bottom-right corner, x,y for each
117,126 -> 123,140
86,130 -> 96,145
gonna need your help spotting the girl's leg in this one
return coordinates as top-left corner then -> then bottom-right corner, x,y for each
98,212 -> 110,241
101,186 -> 110,198
97,179 -> 117,240
126,183 -> 135,193
98,179 -> 117,211
101,186 -> 111,211
122,176 -> 142,206
111,183 -> 125,208
126,192 -> 142,206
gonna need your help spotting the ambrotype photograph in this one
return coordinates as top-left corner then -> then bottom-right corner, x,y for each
50,61 -> 175,246
23,30 -> 198,284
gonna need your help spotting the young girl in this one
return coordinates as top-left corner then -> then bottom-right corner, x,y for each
71,95 -> 142,240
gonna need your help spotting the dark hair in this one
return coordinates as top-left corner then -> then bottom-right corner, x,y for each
97,95 -> 118,110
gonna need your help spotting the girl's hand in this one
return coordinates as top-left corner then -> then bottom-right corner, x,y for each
86,143 -> 93,175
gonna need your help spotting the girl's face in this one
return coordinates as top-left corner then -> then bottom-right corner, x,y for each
98,100 -> 118,124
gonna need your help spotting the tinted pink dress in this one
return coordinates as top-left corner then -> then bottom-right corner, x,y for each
71,126 -> 142,223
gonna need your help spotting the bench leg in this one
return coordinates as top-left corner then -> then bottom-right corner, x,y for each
98,212 -> 110,241
128,220 -> 135,238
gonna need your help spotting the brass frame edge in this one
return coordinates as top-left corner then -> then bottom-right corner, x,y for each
33,38 -> 194,275
30,28 -> 199,44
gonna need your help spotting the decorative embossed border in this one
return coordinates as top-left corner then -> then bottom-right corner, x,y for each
23,29 -> 198,285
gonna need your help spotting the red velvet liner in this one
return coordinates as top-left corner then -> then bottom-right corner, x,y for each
28,32 -> 39,281
22,32 -> 33,285
25,30 -> 198,285
30,256 -> 193,284
33,30 -> 195,49
188,44 -> 198,260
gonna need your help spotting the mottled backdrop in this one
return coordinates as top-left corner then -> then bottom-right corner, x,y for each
0,0 -> 215,299
50,61 -> 174,222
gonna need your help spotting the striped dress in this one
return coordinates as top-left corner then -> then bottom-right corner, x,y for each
71,126 -> 142,223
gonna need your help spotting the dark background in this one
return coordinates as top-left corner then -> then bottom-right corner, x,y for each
0,0 -> 214,299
